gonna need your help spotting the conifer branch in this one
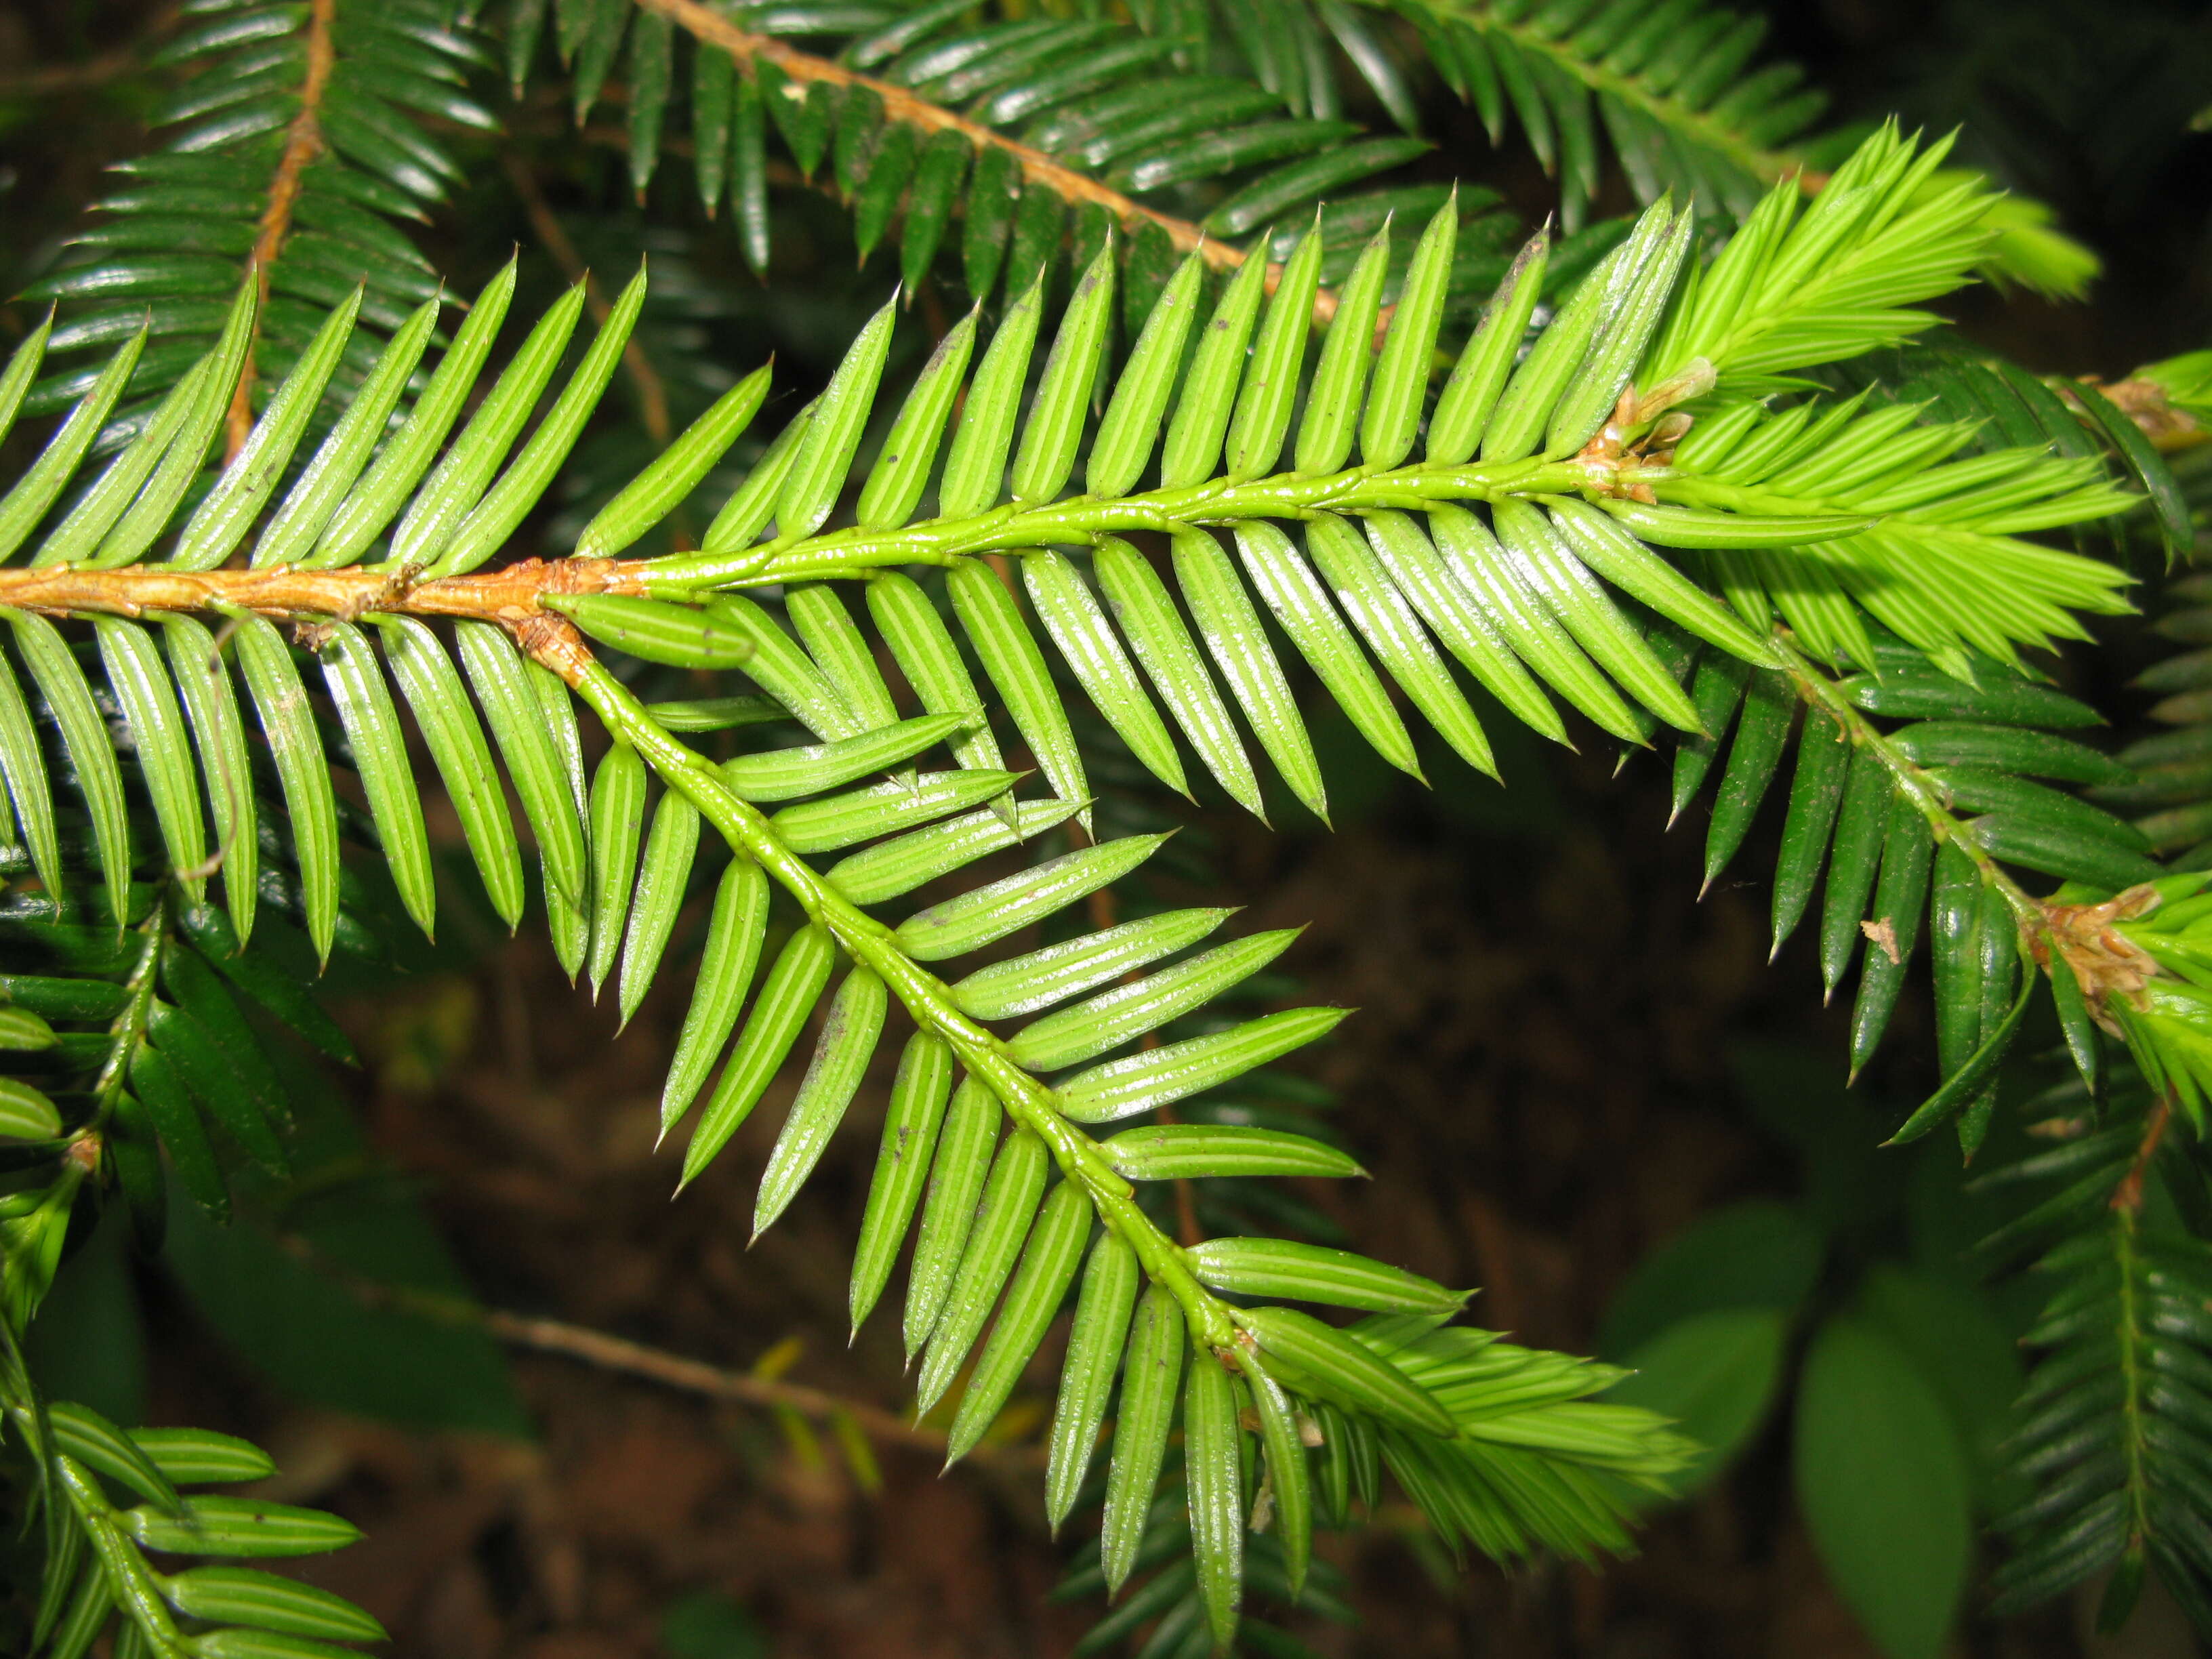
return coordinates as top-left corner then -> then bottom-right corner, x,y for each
1399,0 -> 1812,190
0,123 -> 2181,1650
1779,638 -> 2045,931
563,653 -> 1248,1355
627,0 -> 1328,312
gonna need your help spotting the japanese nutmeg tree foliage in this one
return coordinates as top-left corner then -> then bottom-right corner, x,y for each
1,0 -> 2209,1654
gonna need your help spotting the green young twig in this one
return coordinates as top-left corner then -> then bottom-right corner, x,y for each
562,653 -> 1244,1356
633,458 -> 1608,591
87,899 -> 166,1138
1777,638 -> 2047,932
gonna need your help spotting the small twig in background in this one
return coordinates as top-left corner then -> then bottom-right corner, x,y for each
274,1228 -> 1044,1469
501,150 -> 674,449
0,4 -> 182,99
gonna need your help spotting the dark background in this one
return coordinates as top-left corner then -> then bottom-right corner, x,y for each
5,1 -> 2212,1654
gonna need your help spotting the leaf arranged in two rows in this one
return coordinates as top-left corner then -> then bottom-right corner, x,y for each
1970,1075 -> 2212,1629
1,873 -> 361,1244
1051,1308 -> 1692,1647
16,1401 -> 382,1656
1657,628 -> 2152,1152
521,0 -> 1524,310
25,0 -> 491,424
0,266 -> 649,951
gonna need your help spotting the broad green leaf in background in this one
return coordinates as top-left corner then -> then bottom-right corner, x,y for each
1727,1043 -> 1908,1231
1855,1264 -> 2024,1513
661,1589 -> 771,1659
1795,1315 -> 1972,1659
161,1092 -> 528,1437
1597,1200 -> 1825,1360
1605,1307 -> 1789,1498
24,1208 -> 147,1427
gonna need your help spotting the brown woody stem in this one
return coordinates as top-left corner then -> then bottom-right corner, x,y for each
625,0 -> 1337,321
228,0 -> 338,459
2112,1092 -> 2171,1216
272,1230 -> 1038,1466
474,1305 -> 1029,1461
0,556 -> 645,631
